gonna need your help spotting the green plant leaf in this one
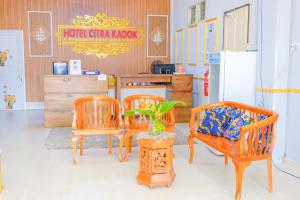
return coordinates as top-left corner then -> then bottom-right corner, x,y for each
156,101 -> 187,115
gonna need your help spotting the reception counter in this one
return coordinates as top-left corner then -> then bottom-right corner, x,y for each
44,74 -> 193,127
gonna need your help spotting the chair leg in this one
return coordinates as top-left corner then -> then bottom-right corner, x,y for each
188,134 -> 195,164
267,158 -> 273,192
72,136 -> 79,165
80,136 -> 84,156
224,156 -> 228,166
118,135 -> 124,162
128,136 -> 133,153
125,134 -> 131,161
108,134 -> 112,155
232,160 -> 249,200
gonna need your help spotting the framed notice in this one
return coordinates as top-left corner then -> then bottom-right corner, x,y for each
53,61 -> 68,75
188,24 -> 199,66
28,11 -> 53,57
147,15 -> 168,57
204,17 -> 218,66
175,28 -> 184,65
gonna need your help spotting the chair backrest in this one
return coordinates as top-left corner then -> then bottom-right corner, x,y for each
73,96 -> 121,130
123,94 -> 174,129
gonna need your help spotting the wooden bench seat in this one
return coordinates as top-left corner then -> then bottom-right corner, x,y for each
188,101 -> 279,200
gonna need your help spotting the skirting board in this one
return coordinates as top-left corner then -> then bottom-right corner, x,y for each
282,158 -> 300,177
26,102 -> 44,110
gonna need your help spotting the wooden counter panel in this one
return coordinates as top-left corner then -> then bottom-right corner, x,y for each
44,93 -> 107,111
166,91 -> 192,107
170,75 -> 193,91
119,76 -> 171,85
44,75 -> 108,93
173,107 -> 192,123
44,110 -> 72,127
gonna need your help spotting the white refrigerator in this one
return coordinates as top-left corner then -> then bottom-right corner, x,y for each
207,52 -> 257,106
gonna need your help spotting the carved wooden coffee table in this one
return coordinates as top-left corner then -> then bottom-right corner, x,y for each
136,132 -> 175,188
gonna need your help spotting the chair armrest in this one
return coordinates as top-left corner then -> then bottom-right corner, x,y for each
238,113 -> 279,155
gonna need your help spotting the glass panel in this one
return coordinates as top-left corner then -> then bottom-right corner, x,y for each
191,5 -> 196,24
200,1 -> 206,21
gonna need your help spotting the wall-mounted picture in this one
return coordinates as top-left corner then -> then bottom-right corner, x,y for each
188,24 -> 199,66
204,17 -> 218,66
53,61 -> 68,75
147,15 -> 168,57
175,28 -> 184,65
28,11 -> 53,57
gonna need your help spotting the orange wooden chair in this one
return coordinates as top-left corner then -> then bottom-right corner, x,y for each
188,102 -> 278,200
123,95 -> 175,161
72,96 -> 124,164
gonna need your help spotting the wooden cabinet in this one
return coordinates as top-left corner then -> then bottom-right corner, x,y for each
167,74 -> 193,122
44,75 -> 108,127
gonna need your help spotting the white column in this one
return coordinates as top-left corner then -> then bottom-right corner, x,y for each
270,0 -> 291,164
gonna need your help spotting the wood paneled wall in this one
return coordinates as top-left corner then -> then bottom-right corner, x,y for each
0,0 -> 170,101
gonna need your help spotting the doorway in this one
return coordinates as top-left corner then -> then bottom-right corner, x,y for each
223,4 -> 250,51
0,30 -> 26,110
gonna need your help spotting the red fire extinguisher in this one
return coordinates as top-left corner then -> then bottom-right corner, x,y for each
204,70 -> 209,97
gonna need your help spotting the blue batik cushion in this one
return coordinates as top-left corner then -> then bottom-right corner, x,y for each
198,106 -> 236,137
223,111 -> 252,141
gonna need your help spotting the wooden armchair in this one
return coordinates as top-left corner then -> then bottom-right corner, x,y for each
123,95 -> 175,161
188,102 -> 278,200
72,96 -> 123,164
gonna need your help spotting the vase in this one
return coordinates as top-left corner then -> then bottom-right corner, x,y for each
136,132 -> 175,188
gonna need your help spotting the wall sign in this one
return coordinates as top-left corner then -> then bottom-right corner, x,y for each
147,15 -> 168,57
28,11 -> 53,57
204,17 -> 219,66
56,13 -> 145,58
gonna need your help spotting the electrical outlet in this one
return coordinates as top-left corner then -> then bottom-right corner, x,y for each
290,43 -> 300,52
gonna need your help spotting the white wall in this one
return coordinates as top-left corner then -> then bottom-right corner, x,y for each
171,0 -> 258,107
285,0 -> 300,164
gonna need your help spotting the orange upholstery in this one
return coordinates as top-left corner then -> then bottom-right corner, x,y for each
188,101 -> 278,200
123,95 -> 175,160
72,96 -> 123,164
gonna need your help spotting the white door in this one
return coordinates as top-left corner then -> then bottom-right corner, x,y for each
0,30 -> 26,110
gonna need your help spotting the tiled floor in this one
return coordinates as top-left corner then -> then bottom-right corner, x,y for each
0,110 -> 300,200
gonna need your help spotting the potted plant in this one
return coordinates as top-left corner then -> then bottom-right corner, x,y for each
126,101 -> 186,188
